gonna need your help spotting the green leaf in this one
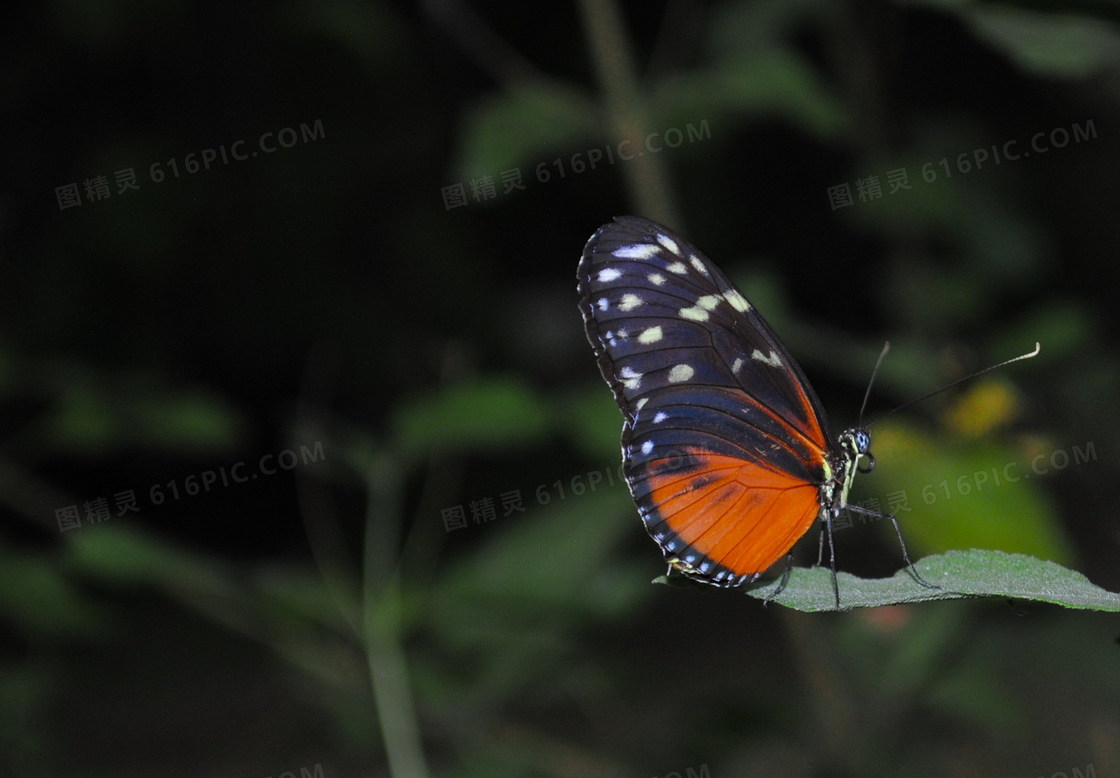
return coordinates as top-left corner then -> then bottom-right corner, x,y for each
863,423 -> 1076,564
454,86 -> 596,181
654,550 -> 1120,612
433,486 -> 646,636
0,550 -> 106,637
556,385 -> 625,463
392,376 -> 551,459
39,373 -> 243,456
657,50 -> 848,141
901,3 -> 1120,79
965,7 -> 1120,79
63,523 -> 232,594
423,486 -> 648,706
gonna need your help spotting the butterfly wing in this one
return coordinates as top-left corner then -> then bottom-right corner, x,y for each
578,216 -> 836,586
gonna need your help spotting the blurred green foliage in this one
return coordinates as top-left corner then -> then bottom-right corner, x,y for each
2,1 -> 1120,776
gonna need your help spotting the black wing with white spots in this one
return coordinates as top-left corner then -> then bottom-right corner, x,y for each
577,216 -> 840,586
578,215 -> 834,479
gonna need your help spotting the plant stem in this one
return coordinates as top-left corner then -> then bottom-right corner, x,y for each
365,454 -> 429,778
577,0 -> 681,226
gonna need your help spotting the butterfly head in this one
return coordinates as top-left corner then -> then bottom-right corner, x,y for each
840,428 -> 872,462
835,427 -> 875,504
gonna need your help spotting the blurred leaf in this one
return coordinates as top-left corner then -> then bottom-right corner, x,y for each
734,549 -> 1120,612
63,523 -> 232,592
423,486 -> 647,704
658,50 -> 847,140
965,7 -> 1120,79
850,602 -> 968,700
865,422 -> 1074,562
556,385 -> 623,463
126,391 -> 244,450
0,550 -> 106,637
393,376 -> 551,459
64,524 -> 366,689
433,486 -> 643,636
42,383 -> 120,453
996,300 -> 1093,360
455,86 -> 596,180
693,2 -> 848,136
708,0 -> 826,55
920,617 -> 1028,736
855,172 -> 1045,328
823,600 -> 1024,737
280,0 -> 408,73
251,564 -> 356,634
35,366 -> 243,455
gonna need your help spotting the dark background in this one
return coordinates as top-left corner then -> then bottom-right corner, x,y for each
2,1 -> 1119,776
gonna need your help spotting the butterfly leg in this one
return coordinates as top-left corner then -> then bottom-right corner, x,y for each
816,521 -> 827,567
824,511 -> 841,610
809,514 -> 843,609
762,554 -> 795,607
845,504 -> 941,591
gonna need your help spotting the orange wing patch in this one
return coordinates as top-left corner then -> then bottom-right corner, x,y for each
644,450 -> 823,578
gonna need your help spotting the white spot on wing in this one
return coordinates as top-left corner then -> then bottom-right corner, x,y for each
667,364 -> 695,383
732,357 -> 744,373
655,233 -> 681,256
679,295 -> 721,322
635,397 -> 648,410
606,328 -> 629,347
679,305 -> 709,322
666,262 -> 687,275
641,440 -> 654,455
613,243 -> 660,260
638,326 -> 663,344
619,365 -> 643,390
598,268 -> 622,282
653,411 -> 668,423
618,293 -> 643,311
596,297 -> 609,312
751,349 -> 783,368
647,272 -> 666,286
724,289 -> 750,312
689,254 -> 709,275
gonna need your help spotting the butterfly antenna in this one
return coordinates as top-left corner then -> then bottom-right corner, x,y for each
858,341 -> 892,427
866,342 -> 1041,428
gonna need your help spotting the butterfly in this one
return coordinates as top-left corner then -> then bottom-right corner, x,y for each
577,215 -> 929,607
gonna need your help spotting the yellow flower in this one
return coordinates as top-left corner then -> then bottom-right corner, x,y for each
943,379 -> 1020,438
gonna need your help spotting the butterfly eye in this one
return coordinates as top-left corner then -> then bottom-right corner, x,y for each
855,429 -> 871,454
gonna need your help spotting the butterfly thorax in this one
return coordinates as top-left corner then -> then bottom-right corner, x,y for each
820,428 -> 873,519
